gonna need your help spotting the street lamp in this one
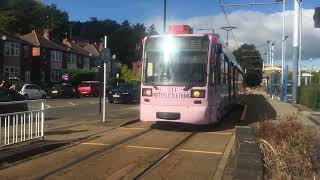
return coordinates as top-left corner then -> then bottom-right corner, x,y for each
221,26 -> 237,46
164,0 -> 167,33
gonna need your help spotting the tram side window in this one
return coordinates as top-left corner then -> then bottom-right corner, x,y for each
215,50 -> 221,85
209,45 -> 215,85
224,56 -> 229,86
220,54 -> 225,85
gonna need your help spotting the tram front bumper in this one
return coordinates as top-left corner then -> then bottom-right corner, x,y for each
140,104 -> 214,125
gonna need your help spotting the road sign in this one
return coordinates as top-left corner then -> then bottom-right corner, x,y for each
102,48 -> 110,62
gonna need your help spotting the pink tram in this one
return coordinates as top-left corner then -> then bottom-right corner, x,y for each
140,25 -> 243,125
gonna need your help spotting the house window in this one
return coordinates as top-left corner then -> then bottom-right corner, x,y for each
4,66 -> 19,78
67,53 -> 77,64
32,47 -> 40,56
51,50 -> 62,62
25,71 -> 31,82
84,57 -> 90,67
50,69 -> 62,82
4,42 -> 20,56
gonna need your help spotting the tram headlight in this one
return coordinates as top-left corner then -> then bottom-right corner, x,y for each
191,90 -> 205,98
142,88 -> 152,97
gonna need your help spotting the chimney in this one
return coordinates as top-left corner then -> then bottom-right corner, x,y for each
43,29 -> 50,40
63,38 -> 71,47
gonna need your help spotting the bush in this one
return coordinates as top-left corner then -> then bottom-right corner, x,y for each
300,86 -> 320,110
255,115 -> 319,179
119,64 -> 141,83
65,68 -> 96,86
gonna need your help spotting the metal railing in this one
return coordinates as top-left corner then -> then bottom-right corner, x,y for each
0,101 -> 44,148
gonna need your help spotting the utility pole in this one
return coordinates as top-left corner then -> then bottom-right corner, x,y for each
271,43 -> 275,68
164,0 -> 167,33
281,0 -> 286,89
103,36 -> 107,123
292,0 -> 301,104
267,41 -> 272,67
221,26 -> 237,46
298,2 -> 303,87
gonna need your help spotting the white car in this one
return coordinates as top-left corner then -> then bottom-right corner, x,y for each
20,84 -> 47,99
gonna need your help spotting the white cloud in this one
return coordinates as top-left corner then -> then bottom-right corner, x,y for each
144,9 -> 320,62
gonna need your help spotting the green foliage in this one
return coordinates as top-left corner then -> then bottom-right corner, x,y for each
0,0 -> 69,40
311,72 -> 320,85
71,19 -> 150,65
65,68 -> 96,86
233,44 -> 263,87
147,24 -> 159,35
119,64 -> 141,83
299,86 -> 320,110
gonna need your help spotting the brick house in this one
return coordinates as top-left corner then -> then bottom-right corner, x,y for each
20,29 -> 70,83
62,39 -> 93,71
0,29 -> 31,81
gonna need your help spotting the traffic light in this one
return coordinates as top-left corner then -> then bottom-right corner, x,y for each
314,7 -> 320,28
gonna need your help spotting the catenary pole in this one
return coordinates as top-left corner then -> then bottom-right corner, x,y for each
292,0 -> 300,104
103,36 -> 107,123
281,0 -> 286,88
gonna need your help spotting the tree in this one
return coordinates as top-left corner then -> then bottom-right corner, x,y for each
147,24 -> 158,35
233,44 -> 263,86
119,64 -> 140,83
0,0 -> 68,40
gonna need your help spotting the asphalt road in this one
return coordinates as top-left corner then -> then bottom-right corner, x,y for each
27,97 -> 139,122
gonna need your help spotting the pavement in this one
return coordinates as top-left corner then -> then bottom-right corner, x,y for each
242,90 -> 320,129
240,89 -> 320,176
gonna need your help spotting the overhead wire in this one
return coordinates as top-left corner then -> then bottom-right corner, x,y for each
218,0 -> 240,49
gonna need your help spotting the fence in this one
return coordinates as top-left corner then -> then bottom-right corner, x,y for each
299,86 -> 320,111
0,101 -> 44,148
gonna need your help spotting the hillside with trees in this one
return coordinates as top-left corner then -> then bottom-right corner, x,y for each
0,0 -> 158,66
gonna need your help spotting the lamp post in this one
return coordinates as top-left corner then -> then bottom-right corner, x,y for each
164,0 -> 167,33
221,26 -> 237,46
292,0 -> 302,104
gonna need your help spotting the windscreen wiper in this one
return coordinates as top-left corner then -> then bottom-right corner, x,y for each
151,82 -> 159,90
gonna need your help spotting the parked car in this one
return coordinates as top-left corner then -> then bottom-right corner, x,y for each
19,84 -> 47,99
77,81 -> 101,97
2,77 -> 24,91
50,83 -> 80,98
108,83 -> 140,103
0,88 -> 28,114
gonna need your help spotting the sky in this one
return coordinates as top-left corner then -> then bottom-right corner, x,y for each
42,0 -> 320,69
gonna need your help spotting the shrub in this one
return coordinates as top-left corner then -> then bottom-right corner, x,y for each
255,115 -> 319,179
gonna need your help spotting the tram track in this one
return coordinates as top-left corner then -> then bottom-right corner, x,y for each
134,132 -> 197,180
34,126 -> 155,179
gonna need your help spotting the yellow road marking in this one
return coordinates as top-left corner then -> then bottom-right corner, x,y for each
178,149 -> 223,155
124,145 -> 168,151
213,134 -> 235,180
81,142 -> 110,146
205,132 -> 233,135
120,127 -> 147,130
240,104 -> 248,121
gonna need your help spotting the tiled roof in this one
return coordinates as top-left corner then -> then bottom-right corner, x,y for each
20,30 -> 67,52
0,29 -> 31,44
71,43 -> 91,57
83,44 -> 100,58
